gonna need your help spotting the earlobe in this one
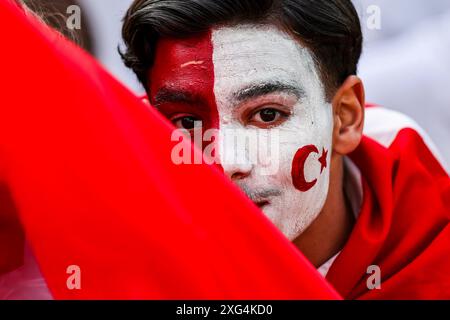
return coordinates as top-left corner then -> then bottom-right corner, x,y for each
332,76 -> 365,155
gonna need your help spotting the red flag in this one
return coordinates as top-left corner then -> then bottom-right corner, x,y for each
327,125 -> 450,299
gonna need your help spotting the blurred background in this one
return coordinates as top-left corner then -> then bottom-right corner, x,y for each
28,0 -> 450,165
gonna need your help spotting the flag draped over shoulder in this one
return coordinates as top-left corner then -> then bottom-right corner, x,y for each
0,0 -> 339,299
328,127 -> 450,299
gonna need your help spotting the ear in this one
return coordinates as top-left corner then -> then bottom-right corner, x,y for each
331,76 -> 365,155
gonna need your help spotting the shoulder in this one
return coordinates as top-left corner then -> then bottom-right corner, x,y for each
364,105 -> 448,172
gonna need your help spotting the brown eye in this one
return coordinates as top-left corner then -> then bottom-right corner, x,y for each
173,116 -> 202,130
247,106 -> 290,128
258,109 -> 278,122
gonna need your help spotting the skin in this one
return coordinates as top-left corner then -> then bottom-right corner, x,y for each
149,24 -> 365,267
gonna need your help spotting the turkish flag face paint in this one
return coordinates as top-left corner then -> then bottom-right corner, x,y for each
149,24 -> 333,240
150,31 -> 219,130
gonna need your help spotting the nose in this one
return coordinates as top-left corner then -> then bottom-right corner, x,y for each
218,127 -> 254,181
222,161 -> 253,181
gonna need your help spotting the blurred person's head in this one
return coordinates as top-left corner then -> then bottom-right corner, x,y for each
352,0 -> 450,42
121,0 -> 365,260
20,0 -> 94,54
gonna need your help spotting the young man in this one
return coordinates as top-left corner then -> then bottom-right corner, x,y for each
121,0 -> 450,299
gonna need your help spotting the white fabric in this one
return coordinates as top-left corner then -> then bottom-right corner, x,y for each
0,244 -> 52,300
365,106 -> 448,173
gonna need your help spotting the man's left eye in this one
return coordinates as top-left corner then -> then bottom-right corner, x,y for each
251,108 -> 284,124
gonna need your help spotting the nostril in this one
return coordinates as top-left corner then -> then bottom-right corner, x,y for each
255,200 -> 269,209
224,162 -> 253,180
231,171 -> 250,180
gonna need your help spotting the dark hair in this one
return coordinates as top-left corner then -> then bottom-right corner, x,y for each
121,0 -> 362,100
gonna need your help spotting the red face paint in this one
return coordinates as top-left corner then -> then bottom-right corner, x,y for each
318,148 -> 328,174
149,31 -> 222,168
291,145 -> 319,192
149,31 -> 219,131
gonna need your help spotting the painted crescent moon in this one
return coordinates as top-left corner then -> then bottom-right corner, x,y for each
291,145 -> 319,192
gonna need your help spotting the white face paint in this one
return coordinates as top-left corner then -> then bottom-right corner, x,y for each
212,25 -> 333,240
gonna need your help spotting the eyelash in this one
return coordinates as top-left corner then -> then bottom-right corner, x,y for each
170,114 -> 202,130
246,106 -> 291,127
167,105 -> 291,130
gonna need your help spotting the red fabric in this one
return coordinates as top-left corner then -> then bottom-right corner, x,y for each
2,0 -> 449,301
0,0 -> 338,299
327,129 -> 450,299
0,185 -> 24,275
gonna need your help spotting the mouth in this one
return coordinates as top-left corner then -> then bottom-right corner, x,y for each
238,185 -> 281,210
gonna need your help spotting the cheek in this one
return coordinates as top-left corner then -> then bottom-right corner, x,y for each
275,109 -> 333,193
291,145 -> 320,192
262,129 -> 308,189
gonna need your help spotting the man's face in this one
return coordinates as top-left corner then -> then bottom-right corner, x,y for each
149,24 -> 333,240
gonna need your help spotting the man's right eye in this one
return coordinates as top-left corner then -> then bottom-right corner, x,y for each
172,116 -> 202,130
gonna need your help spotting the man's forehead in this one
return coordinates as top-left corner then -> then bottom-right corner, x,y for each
153,26 -> 308,67
155,33 -> 213,64
149,31 -> 214,97
149,25 -> 319,102
211,25 -> 316,91
212,24 -> 304,59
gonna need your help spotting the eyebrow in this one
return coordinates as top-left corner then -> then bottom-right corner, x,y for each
153,87 -> 202,106
153,81 -> 304,106
233,81 -> 305,103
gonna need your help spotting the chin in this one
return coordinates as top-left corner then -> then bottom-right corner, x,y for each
261,204 -> 298,241
262,202 -> 319,241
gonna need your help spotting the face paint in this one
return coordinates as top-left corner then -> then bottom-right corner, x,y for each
149,25 -> 333,241
150,31 -> 219,132
211,25 -> 333,240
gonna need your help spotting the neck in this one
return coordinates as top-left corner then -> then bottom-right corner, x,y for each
293,155 -> 355,268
